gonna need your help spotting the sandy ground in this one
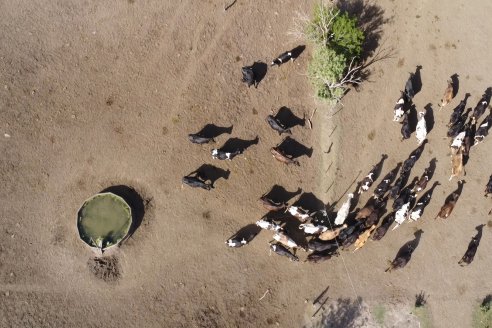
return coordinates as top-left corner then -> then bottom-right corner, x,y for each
1,0 -> 492,327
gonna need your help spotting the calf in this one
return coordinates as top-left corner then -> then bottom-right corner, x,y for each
448,99 -> 467,127
471,96 -> 489,123
353,225 -> 377,252
447,116 -> 466,138
334,193 -> 354,225
400,113 -> 411,141
306,251 -> 338,263
256,218 -> 282,232
392,201 -> 411,231
271,147 -> 300,166
389,170 -> 410,199
403,145 -> 425,172
393,187 -> 415,211
188,133 -> 215,144
451,131 -> 465,150
409,192 -> 432,221
226,237 -> 248,248
358,173 -> 374,194
307,239 -> 339,252
435,191 -> 460,219
463,121 -> 476,156
393,92 -> 407,122
458,225 -> 484,266
372,214 -> 394,241
241,66 -> 256,88
319,224 -> 348,241
385,244 -> 414,272
271,51 -> 293,66
286,205 -> 311,222
270,243 -> 299,261
439,79 -> 454,109
299,223 -> 328,235
211,148 -> 241,160
258,196 -> 287,211
484,175 -> 492,197
415,111 -> 427,145
449,147 -> 465,181
374,167 -> 399,199
412,168 -> 429,193
182,176 -> 213,190
474,113 -> 492,145
266,115 -> 292,135
273,231 -> 299,249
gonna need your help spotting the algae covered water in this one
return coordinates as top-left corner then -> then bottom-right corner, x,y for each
77,193 -> 132,250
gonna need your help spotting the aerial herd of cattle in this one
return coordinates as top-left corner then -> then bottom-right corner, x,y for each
181,48 -> 492,272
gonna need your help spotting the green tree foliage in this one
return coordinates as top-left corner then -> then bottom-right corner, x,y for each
305,2 -> 365,102
331,12 -> 365,58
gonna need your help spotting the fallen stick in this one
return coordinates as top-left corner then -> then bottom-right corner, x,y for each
224,0 -> 237,11
259,289 -> 270,301
307,108 -> 317,129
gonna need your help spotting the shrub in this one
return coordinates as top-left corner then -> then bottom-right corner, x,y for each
307,46 -> 347,103
304,2 -> 365,103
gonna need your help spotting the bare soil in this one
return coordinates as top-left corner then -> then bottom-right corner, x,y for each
1,0 -> 492,327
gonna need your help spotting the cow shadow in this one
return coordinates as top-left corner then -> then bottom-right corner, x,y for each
252,61 -> 268,86
424,103 -> 435,133
451,73 -> 459,98
190,164 -> 231,187
277,136 -> 313,159
411,65 -> 423,96
274,106 -> 306,129
290,45 -> 306,60
394,229 -> 423,265
262,185 -> 302,204
194,124 -> 233,139
485,87 -> 492,103
228,224 -> 261,244
448,179 -> 465,201
277,216 -> 309,249
370,154 -> 388,181
100,185 -> 146,237
219,136 -> 259,153
291,192 -> 326,213
426,158 -> 438,181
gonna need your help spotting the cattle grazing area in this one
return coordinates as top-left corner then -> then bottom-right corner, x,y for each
1,0 -> 492,328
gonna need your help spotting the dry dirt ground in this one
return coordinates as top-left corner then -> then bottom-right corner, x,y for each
1,0 -> 492,327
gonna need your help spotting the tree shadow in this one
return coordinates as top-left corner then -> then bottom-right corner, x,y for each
277,137 -> 313,159
451,73 -> 459,98
308,297 -> 367,328
292,192 -> 326,213
190,164 -> 231,187
227,224 -> 261,243
424,103 -> 435,133
100,185 -> 147,237
415,291 -> 428,307
274,106 -> 306,129
290,45 -> 306,60
194,124 -> 233,139
262,185 -> 302,204
339,0 -> 390,61
219,136 -> 259,153
251,61 -> 268,86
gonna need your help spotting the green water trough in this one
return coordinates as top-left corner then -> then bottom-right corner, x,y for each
77,192 -> 132,251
